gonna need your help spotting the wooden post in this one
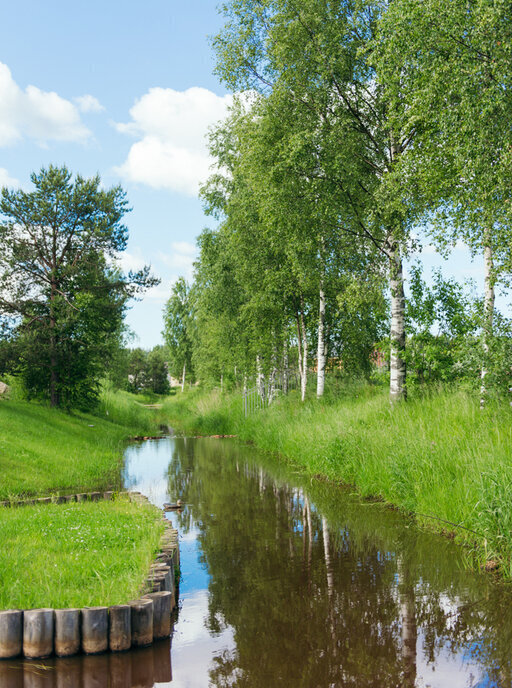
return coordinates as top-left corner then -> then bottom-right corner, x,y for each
131,646 -> 154,688
81,607 -> 108,654
55,608 -> 81,656
129,599 -> 153,647
143,592 -> 172,639
23,608 -> 54,658
108,605 -> 131,653
0,610 -> 22,658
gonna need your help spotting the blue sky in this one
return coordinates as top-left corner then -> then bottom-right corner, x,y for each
0,1 -> 506,348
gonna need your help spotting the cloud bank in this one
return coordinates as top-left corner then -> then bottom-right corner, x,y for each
0,62 -> 92,146
113,87 -> 235,196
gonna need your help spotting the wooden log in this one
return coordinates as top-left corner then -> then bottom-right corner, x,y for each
109,651 -> 132,688
0,609 -> 23,658
129,599 -> 153,647
63,495 -> 76,503
108,605 -> 131,652
103,491 -> 113,501
89,492 -> 101,502
36,497 -> 51,505
81,607 -> 108,655
23,608 -> 54,658
143,592 -> 172,639
76,493 -> 88,502
54,608 -> 80,657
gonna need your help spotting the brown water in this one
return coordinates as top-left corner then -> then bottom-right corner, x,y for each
6,436 -> 512,686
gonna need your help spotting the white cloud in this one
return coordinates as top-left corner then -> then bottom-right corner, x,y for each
0,168 -> 19,188
0,62 -> 91,146
74,94 -> 104,113
113,86 -> 235,196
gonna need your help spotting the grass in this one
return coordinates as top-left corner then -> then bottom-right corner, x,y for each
0,497 -> 164,609
0,388 -> 168,610
0,390 -> 162,499
163,383 -> 512,575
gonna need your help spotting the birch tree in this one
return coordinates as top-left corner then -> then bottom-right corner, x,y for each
213,0 -> 427,401
376,0 -> 512,403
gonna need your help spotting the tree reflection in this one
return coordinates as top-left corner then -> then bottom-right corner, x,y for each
167,438 -> 512,688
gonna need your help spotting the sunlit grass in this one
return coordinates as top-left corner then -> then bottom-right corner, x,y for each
0,392 -> 161,499
0,497 -> 164,609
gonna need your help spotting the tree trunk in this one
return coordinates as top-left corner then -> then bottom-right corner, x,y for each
317,277 -> 326,398
300,296 -> 308,402
480,230 -> 495,409
283,338 -> 289,394
389,243 -> 407,402
49,278 -> 59,408
398,559 -> 417,688
256,355 -> 265,404
181,361 -> 186,392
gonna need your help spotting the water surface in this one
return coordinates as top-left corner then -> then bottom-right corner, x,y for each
124,436 -> 512,687
5,435 -> 512,687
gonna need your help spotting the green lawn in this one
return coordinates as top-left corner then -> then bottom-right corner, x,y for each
0,497 -> 164,609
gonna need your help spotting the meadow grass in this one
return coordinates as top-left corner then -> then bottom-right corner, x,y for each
163,384 -> 512,574
0,497 -> 164,609
0,391 -> 162,499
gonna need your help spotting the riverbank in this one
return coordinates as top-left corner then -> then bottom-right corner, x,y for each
0,496 -> 164,609
0,391 -> 161,499
0,391 -> 166,612
162,385 -> 512,574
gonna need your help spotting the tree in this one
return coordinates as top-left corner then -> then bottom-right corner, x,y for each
375,0 -> 512,403
163,278 -> 195,390
213,0 -> 430,402
0,165 -> 157,408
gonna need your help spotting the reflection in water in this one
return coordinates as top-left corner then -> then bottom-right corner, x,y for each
5,437 -> 512,687
0,640 -> 172,687
156,437 -> 512,688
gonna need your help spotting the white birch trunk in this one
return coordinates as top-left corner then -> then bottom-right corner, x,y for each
480,231 -> 495,408
283,338 -> 289,394
389,243 -> 407,402
301,318 -> 308,402
181,361 -> 186,393
256,355 -> 265,404
317,278 -> 326,398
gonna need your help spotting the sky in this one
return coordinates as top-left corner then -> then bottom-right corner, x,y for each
0,0 -> 507,348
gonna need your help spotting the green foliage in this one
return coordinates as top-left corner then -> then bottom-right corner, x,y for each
0,165 -> 157,409
163,278 -> 195,384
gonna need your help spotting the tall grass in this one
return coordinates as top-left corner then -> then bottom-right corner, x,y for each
163,384 -> 512,574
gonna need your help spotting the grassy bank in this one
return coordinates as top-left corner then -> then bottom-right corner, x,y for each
0,497 -> 164,608
0,390 -> 161,499
163,385 -> 512,574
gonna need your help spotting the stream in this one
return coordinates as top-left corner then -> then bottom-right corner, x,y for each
6,435 -> 512,687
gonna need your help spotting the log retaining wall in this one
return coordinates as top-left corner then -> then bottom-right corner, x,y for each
0,491 -> 180,660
